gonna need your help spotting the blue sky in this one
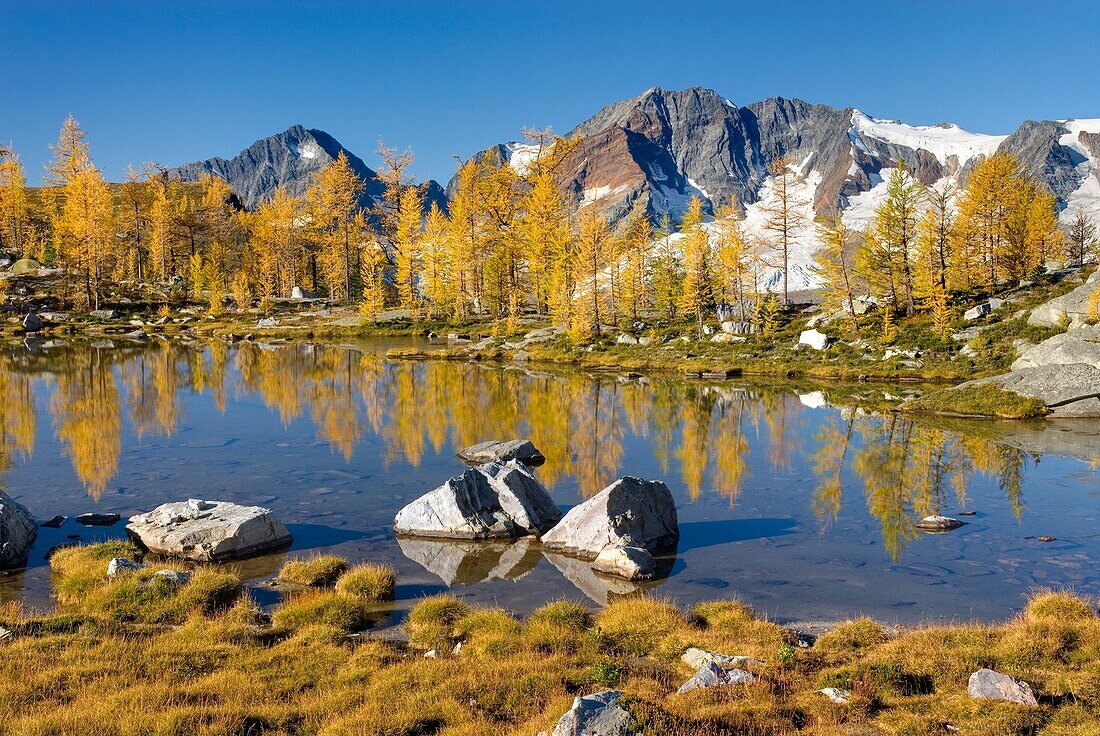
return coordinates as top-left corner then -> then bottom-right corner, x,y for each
3,1 -> 1098,185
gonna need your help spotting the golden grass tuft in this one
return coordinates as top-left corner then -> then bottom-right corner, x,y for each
407,595 -> 471,651
334,563 -> 396,601
1024,590 -> 1096,622
277,555 -> 350,587
270,591 -> 370,634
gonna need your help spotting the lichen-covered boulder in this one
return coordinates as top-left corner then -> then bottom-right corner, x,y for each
1028,270 -> 1100,328
1012,323 -> 1100,371
394,461 -> 561,540
541,477 -> 678,560
967,668 -> 1038,706
457,439 -> 546,467
550,690 -> 637,736
126,499 -> 292,562
0,490 -> 37,569
676,662 -> 755,694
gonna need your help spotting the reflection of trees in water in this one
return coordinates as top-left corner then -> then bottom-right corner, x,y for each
49,346 -> 123,500
0,342 -> 1042,527
813,411 -> 1031,561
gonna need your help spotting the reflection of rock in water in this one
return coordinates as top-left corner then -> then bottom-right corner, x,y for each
397,536 -> 541,586
542,551 -> 673,606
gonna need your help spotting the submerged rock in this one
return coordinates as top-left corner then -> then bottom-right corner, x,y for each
75,513 -> 121,527
550,690 -> 636,736
915,515 -> 967,532
457,439 -> 546,467
0,490 -> 38,569
968,668 -> 1038,706
676,662 -> 755,694
541,477 -> 679,560
591,546 -> 655,580
394,461 -> 561,540
126,499 -> 292,562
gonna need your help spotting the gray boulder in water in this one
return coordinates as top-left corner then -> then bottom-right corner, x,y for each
394,461 -> 561,540
550,690 -> 637,736
967,668 -> 1038,706
0,490 -> 38,569
457,439 -> 545,467
126,499 -> 292,562
541,477 -> 679,559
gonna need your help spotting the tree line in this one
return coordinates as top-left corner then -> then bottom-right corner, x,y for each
1,118 -> 1097,334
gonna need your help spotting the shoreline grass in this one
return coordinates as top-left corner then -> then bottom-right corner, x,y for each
1,543 -> 1098,734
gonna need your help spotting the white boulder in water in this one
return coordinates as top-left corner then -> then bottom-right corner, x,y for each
394,461 -> 561,540
126,499 -> 292,562
541,477 -> 679,559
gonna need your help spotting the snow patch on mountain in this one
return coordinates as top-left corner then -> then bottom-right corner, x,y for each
506,143 -> 542,175
842,169 -> 890,230
1058,119 -> 1100,226
581,184 -> 630,207
850,111 -> 1005,166
740,157 -> 824,292
297,142 -> 319,160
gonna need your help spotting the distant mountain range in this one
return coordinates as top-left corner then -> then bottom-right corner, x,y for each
166,124 -> 446,212
165,88 -> 1100,291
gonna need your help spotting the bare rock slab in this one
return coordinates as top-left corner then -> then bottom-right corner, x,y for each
681,647 -> 755,671
457,439 -> 546,467
126,499 -> 292,562
550,690 -> 637,736
541,477 -> 679,559
394,461 -> 561,540
676,662 -> 755,694
972,364 -> 1100,417
968,668 -> 1038,706
0,490 -> 38,569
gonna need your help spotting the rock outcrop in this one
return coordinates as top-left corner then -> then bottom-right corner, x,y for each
550,690 -> 636,736
0,490 -> 37,569
126,499 -> 292,562
1027,270 -> 1100,328
1012,323 -> 1100,371
967,668 -> 1038,706
456,439 -> 546,467
973,364 -> 1100,417
393,461 -> 561,540
541,477 -> 679,560
681,648 -> 755,671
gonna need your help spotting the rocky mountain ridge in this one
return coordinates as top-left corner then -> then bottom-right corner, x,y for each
469,87 -> 1100,290
166,124 -> 446,212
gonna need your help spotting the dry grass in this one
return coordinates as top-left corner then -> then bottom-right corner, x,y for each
2,544 -> 1099,735
277,554 -> 350,587
334,563 -> 396,602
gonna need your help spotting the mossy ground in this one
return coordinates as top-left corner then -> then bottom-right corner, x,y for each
900,384 -> 1050,419
2,543 -> 1099,735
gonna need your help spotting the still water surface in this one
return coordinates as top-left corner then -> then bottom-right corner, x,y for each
1,337 -> 1097,625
